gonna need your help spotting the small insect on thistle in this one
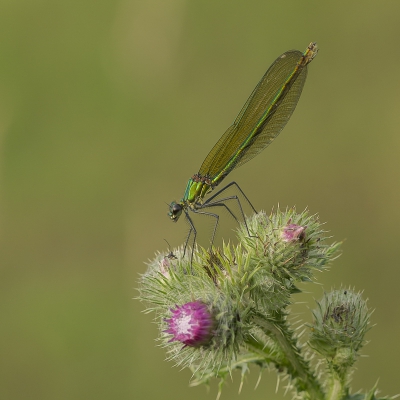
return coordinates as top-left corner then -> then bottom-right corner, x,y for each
159,240 -> 178,277
163,239 -> 178,260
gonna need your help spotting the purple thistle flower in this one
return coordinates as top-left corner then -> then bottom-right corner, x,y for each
164,301 -> 215,347
282,223 -> 306,242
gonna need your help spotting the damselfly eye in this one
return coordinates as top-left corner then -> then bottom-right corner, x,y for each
168,202 -> 183,221
172,203 -> 182,214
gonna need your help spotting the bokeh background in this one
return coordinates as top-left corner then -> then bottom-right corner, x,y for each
1,1 -> 400,399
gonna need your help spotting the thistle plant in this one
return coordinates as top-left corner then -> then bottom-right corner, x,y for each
138,208 -> 393,399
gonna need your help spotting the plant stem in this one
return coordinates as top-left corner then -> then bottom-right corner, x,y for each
189,353 -> 267,387
325,363 -> 348,400
252,312 -> 325,399
244,334 -> 285,367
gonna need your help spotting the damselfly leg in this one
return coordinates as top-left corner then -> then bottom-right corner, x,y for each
182,181 -> 258,266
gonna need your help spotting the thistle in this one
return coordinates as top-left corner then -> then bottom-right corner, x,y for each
138,207 -> 393,400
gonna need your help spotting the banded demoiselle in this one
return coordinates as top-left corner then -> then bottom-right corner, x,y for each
168,42 -> 318,259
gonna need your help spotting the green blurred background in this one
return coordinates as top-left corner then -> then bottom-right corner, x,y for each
1,1 -> 399,399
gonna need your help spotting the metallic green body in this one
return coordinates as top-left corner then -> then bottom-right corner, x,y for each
183,178 -> 210,205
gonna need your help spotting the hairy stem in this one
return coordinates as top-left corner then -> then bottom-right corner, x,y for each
244,334 -> 285,367
325,362 -> 349,400
253,312 -> 324,399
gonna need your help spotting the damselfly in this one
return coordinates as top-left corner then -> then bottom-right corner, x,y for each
168,42 -> 318,260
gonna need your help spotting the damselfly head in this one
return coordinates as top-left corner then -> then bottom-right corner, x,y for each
168,201 -> 183,222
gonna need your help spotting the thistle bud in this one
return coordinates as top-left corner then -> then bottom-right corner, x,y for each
309,289 -> 371,367
164,301 -> 215,348
235,209 -> 340,312
281,223 -> 306,242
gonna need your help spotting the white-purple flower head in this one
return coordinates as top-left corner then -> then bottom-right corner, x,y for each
164,301 -> 215,348
282,222 -> 306,242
